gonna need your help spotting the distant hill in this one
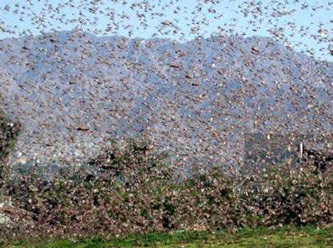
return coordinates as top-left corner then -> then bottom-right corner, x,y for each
0,31 -> 332,169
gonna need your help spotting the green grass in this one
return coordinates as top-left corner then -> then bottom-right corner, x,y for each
4,226 -> 333,248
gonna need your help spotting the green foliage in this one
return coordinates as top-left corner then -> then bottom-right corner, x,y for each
6,226 -> 333,247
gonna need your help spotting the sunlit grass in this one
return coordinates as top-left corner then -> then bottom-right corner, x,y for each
7,226 -> 333,248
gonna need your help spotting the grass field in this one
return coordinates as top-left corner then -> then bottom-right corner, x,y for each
5,226 -> 333,248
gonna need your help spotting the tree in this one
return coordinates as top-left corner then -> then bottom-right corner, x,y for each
0,109 -> 21,190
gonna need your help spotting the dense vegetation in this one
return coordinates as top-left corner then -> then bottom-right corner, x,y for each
0,108 -> 332,243
0,137 -> 332,242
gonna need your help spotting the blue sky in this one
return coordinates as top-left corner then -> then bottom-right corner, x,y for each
0,0 -> 332,61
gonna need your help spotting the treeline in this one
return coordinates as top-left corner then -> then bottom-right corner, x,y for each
0,107 -> 332,241
0,135 -> 332,241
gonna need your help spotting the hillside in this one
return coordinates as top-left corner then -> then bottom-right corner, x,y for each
0,31 -> 332,168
